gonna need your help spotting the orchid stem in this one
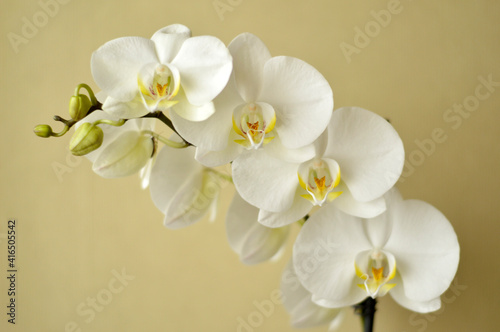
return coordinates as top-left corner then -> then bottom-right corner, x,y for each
143,111 -> 192,146
354,297 -> 376,332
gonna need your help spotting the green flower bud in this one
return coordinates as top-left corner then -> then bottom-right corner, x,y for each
69,94 -> 92,121
69,123 -> 104,156
34,124 -> 53,138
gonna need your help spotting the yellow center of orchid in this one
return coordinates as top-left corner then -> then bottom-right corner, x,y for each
233,102 -> 276,149
355,249 -> 397,298
138,64 -> 180,111
298,159 -> 342,206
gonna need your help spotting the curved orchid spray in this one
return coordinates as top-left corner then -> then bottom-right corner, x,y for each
34,24 -> 460,332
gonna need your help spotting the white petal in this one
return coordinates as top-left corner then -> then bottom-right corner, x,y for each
102,95 -> 149,119
258,56 -> 333,149
91,37 -> 158,101
232,149 -> 300,212
171,88 -> 215,121
171,36 -> 232,106
229,33 -> 271,101
151,24 -> 191,64
293,204 -> 372,307
258,190 -> 311,228
281,260 -> 344,329
390,274 -> 442,313
264,137 -> 316,164
325,107 -> 404,202
163,171 -> 214,229
92,131 -> 153,178
332,182 -> 387,218
383,198 -> 460,302
149,145 -> 203,212
170,77 -> 240,149
226,193 -> 289,265
195,138 -> 242,167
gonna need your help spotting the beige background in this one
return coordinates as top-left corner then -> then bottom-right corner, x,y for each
1,0 -> 499,331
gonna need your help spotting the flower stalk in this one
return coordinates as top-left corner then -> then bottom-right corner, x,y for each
354,297 -> 377,332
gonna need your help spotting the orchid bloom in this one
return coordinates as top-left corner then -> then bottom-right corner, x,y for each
232,107 -> 405,228
281,260 -> 345,330
170,33 -> 333,167
293,189 -> 460,313
149,144 -> 224,229
226,192 -> 289,265
76,110 -> 155,183
91,24 -> 232,121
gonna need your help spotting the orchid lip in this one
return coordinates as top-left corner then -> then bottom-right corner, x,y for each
232,102 -> 276,150
354,249 -> 397,298
298,158 -> 342,206
137,62 -> 180,112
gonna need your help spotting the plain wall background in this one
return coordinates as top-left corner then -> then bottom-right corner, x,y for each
1,0 -> 499,331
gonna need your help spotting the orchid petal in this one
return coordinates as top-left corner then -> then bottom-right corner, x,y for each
258,56 -> 333,149
281,260 -> 344,329
92,131 -> 153,178
226,193 -> 289,265
293,204 -> 372,307
195,137 -> 242,167
171,36 -> 232,106
383,198 -> 460,302
170,77 -> 240,149
332,182 -> 386,218
232,149 -> 299,212
102,95 -> 149,119
149,145 -> 203,212
91,37 -> 158,101
151,24 -> 191,64
325,107 -> 404,202
171,88 -> 215,121
229,33 -> 272,102
390,274 -> 442,313
258,190 -> 312,228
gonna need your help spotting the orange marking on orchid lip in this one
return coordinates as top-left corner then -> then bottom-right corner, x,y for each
246,121 -> 259,131
314,176 -> 326,190
372,267 -> 384,282
156,83 -> 168,97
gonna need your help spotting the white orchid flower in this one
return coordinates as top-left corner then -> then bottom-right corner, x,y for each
281,260 -> 345,330
293,189 -> 460,313
91,24 -> 232,121
76,110 -> 155,182
149,144 -> 225,229
232,107 -> 405,228
170,33 -> 333,167
226,192 -> 289,265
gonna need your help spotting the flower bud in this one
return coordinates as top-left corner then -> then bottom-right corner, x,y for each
69,94 -> 92,121
69,123 -> 104,156
33,124 -> 53,138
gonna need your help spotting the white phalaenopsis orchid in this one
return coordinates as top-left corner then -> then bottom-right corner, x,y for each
76,110 -> 156,182
232,107 -> 405,227
170,33 -> 333,167
226,193 -> 289,265
293,189 -> 460,313
149,144 -> 224,229
91,24 -> 232,121
281,260 -> 345,330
